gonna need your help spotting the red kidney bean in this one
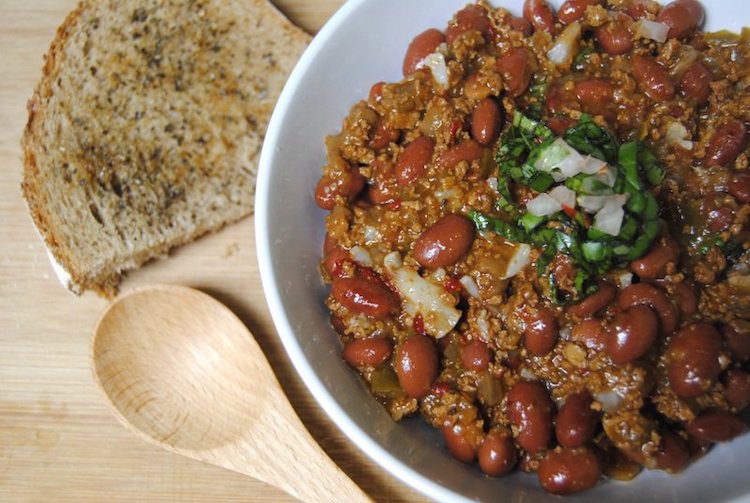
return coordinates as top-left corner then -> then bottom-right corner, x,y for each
545,82 -> 565,115
556,392 -> 598,449
657,0 -> 705,39
507,380 -> 554,454
329,314 -> 347,335
446,4 -> 493,44
700,191 -> 734,232
368,81 -> 385,104
629,240 -> 679,279
595,13 -> 634,55
606,305 -> 659,364
728,172 -> 750,204
464,73 -> 492,101
708,206 -> 734,233
722,319 -> 750,362
548,116 -> 578,136
538,448 -> 602,495
568,282 -> 617,318
680,61 -> 713,104
496,48 -> 531,98
672,280 -> 699,318
315,170 -> 366,210
323,233 -> 337,255
396,137 -> 434,186
687,409 -> 747,442
723,369 -> 750,410
471,98 -> 503,146
436,139 -> 483,170
654,430 -> 690,473
633,55 -> 675,101
461,339 -> 490,371
395,334 -> 438,399
331,277 -> 398,320
478,429 -> 516,476
557,0 -> 599,24
403,28 -> 445,76
342,337 -> 393,368
413,214 -> 475,269
367,159 -> 399,205
619,282 -> 679,335
575,78 -> 616,117
508,15 -> 533,36
442,423 -> 477,463
524,0 -> 556,33
570,319 -> 607,351
523,306 -> 559,356
705,119 -> 747,168
369,116 -> 400,151
667,323 -> 722,398
323,245 -> 352,279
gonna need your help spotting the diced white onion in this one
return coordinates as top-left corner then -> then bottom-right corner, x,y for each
578,194 -> 610,212
417,51 -> 449,89
666,122 -> 694,150
390,267 -> 460,338
580,166 -> 618,194
435,189 -> 458,202
634,19 -> 669,43
432,268 -> 447,281
672,47 -> 699,77
383,251 -> 403,270
350,246 -> 373,267
503,244 -> 532,279
580,156 -> 608,175
476,310 -> 490,341
598,165 -> 618,187
617,271 -> 634,288
559,325 -> 572,341
594,390 -> 625,413
548,22 -> 582,66
459,275 -> 481,299
535,138 -> 586,180
487,177 -> 499,192
519,367 -> 538,380
527,192 -> 563,216
549,185 -> 577,209
593,195 -> 628,236
364,225 -> 381,244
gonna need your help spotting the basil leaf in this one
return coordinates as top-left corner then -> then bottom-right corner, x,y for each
563,115 -> 619,163
637,142 -> 666,186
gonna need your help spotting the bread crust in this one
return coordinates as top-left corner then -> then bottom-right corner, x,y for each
22,0 -> 310,297
22,1 -> 89,292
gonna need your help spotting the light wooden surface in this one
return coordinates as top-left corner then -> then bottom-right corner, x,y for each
92,286 -> 368,503
0,1 -> 428,501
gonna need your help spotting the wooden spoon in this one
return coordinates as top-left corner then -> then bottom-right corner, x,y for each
91,285 -> 369,502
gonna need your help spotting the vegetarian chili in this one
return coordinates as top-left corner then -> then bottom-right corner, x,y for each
316,0 -> 750,495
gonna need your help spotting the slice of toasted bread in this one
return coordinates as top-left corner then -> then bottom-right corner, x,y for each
22,0 -> 310,296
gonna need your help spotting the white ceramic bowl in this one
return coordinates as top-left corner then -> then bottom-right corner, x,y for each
256,1 -> 750,501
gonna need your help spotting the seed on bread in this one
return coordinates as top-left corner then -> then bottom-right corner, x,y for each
22,0 -> 310,296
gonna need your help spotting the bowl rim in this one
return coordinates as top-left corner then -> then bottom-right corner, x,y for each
255,1 -> 466,500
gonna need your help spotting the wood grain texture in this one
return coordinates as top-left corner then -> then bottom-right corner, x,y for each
0,1 -> 429,501
92,286 -> 368,502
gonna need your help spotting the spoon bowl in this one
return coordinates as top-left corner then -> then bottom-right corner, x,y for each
92,285 -> 368,502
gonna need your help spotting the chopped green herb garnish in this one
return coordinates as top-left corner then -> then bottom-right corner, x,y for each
573,47 -> 594,72
476,113 -> 666,303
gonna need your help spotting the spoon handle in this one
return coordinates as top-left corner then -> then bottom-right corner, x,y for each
210,392 -> 371,502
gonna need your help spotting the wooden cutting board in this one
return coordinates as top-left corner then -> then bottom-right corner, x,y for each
0,1 -> 429,501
